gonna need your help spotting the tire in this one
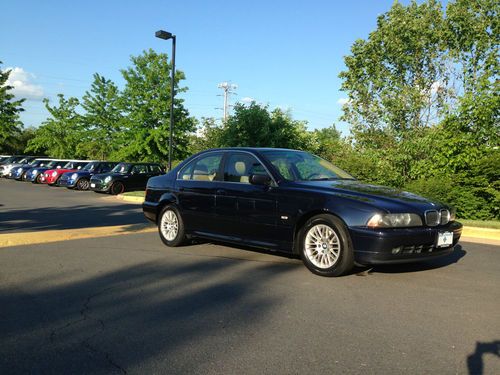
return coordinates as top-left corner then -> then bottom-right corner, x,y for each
298,214 -> 354,277
34,174 -> 43,184
158,205 -> 186,247
76,178 -> 90,190
109,181 -> 125,195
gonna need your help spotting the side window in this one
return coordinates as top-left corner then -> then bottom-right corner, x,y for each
224,153 -> 269,184
149,165 -> 163,174
178,154 -> 223,181
131,164 -> 148,174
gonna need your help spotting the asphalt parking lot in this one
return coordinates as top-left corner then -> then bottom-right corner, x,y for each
0,179 -> 499,374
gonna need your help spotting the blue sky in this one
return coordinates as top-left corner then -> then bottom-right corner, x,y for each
1,0 -> 420,135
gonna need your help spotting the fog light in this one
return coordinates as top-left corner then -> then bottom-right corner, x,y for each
392,247 -> 401,254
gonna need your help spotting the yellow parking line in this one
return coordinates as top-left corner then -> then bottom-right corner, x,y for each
0,224 -> 157,248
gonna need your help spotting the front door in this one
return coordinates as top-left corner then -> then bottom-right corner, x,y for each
216,152 -> 278,247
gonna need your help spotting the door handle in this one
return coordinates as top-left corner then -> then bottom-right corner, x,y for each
216,189 -> 226,195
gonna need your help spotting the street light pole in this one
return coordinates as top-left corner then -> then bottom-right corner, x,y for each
155,29 -> 176,171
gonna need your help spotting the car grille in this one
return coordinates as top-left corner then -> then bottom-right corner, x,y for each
91,177 -> 103,184
425,209 -> 450,226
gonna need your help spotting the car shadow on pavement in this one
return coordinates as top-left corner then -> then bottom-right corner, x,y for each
0,203 -> 147,232
467,340 -> 500,375
0,257 -> 294,374
364,244 -> 466,274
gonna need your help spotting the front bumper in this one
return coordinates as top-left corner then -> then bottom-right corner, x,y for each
90,181 -> 111,192
57,176 -> 76,187
350,221 -> 462,265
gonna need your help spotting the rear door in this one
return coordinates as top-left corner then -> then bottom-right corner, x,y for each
129,164 -> 150,189
175,152 -> 224,234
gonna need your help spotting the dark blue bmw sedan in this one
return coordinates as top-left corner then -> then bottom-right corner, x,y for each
143,148 -> 462,277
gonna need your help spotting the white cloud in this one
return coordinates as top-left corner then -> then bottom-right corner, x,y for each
3,67 -> 44,100
240,96 -> 255,104
337,97 -> 350,106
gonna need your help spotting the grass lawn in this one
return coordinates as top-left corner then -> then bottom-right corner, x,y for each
460,219 -> 500,229
122,191 -> 145,197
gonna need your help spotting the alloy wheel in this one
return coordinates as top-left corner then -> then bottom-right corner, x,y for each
160,210 -> 179,241
304,224 -> 341,269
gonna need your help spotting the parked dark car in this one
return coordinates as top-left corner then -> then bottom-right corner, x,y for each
90,162 -> 165,195
58,161 -> 118,190
10,158 -> 53,180
142,148 -> 463,277
25,160 -> 71,183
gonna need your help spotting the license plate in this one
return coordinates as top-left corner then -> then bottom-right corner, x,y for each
91,183 -> 95,188
437,232 -> 453,247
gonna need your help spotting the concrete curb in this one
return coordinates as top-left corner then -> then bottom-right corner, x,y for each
461,226 -> 500,246
117,194 -> 144,204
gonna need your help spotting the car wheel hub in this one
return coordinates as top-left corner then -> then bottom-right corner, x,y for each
305,224 -> 341,269
161,210 -> 179,241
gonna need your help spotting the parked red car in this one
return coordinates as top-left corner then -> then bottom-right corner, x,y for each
40,160 -> 90,185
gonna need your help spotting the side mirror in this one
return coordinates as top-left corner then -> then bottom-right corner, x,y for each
249,174 -> 271,186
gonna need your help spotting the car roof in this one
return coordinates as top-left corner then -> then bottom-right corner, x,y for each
203,147 -> 299,153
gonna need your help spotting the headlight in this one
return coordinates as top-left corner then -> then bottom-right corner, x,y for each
104,176 -> 112,183
52,171 -> 58,177
17,168 -> 22,172
71,173 -> 78,179
367,213 -> 423,228
33,169 -> 38,174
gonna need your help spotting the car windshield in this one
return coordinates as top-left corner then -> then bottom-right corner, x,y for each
63,162 -> 75,169
82,162 -> 97,171
262,150 -> 355,182
111,163 -> 131,173
17,158 -> 30,164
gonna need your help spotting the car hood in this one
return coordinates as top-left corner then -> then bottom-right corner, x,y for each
46,168 -> 76,174
92,172 -> 127,179
66,170 -> 91,177
291,180 -> 446,212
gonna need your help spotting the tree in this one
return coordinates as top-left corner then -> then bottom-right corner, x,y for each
338,0 -> 499,219
188,117 -> 222,155
339,0 -> 451,139
26,94 -> 84,158
0,62 -> 25,152
218,102 -> 312,150
79,73 -> 123,159
115,49 -> 195,163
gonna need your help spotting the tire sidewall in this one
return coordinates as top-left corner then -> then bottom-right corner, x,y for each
77,178 -> 89,190
110,181 -> 125,195
299,214 -> 354,277
158,205 -> 185,247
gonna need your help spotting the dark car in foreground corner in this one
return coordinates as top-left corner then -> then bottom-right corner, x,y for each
90,162 -> 165,195
143,148 -> 462,277
58,161 -> 118,190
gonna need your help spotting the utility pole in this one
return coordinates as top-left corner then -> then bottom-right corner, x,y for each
217,82 -> 237,121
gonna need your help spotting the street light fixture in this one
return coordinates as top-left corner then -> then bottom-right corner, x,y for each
155,29 -> 176,171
